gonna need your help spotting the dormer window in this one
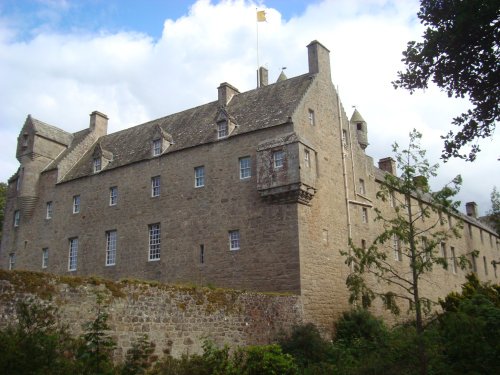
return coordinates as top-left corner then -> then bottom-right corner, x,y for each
218,121 -> 228,139
93,157 -> 101,173
152,139 -> 162,156
273,150 -> 285,169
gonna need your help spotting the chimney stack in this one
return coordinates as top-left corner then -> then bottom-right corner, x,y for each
89,111 -> 108,138
307,40 -> 331,80
258,67 -> 268,87
217,82 -> 239,106
466,202 -> 478,218
378,157 -> 396,175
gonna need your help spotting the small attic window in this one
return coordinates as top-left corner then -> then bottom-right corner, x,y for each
152,139 -> 162,156
218,121 -> 228,139
93,157 -> 101,173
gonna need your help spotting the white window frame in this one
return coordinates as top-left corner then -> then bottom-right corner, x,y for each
151,176 -> 160,197
106,230 -> 117,266
109,186 -> 118,206
393,234 -> 402,261
450,247 -> 457,274
68,238 -> 78,271
93,157 -> 101,173
46,201 -> 53,219
73,195 -> 80,214
195,166 -> 205,187
239,157 -> 251,179
304,150 -> 310,168
9,253 -> 15,270
308,109 -> 315,126
217,121 -> 228,139
14,210 -> 20,227
42,248 -> 49,269
229,230 -> 240,251
152,139 -> 162,156
273,150 -> 284,169
148,223 -> 161,261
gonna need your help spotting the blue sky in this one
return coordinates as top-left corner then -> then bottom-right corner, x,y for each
0,0 -> 498,213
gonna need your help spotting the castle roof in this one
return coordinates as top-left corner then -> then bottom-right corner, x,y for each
350,109 -> 366,123
27,115 -> 73,146
58,72 -> 315,182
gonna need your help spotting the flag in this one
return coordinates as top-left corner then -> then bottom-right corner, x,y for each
257,10 -> 266,22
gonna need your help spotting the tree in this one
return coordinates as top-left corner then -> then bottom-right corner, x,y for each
342,130 -> 474,375
0,182 -> 7,242
393,0 -> 499,161
486,186 -> 500,235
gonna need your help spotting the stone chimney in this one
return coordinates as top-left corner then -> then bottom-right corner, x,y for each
307,40 -> 331,80
466,202 -> 478,218
258,67 -> 268,87
217,82 -> 239,106
378,157 -> 396,175
89,111 -> 108,138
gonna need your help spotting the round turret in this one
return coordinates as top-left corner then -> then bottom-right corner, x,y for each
350,109 -> 368,150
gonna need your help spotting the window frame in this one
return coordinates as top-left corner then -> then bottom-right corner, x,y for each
195,166 -> 205,188
229,230 -> 240,251
72,195 -> 80,214
308,109 -> 315,126
151,176 -> 161,197
8,253 -> 15,270
217,121 -> 228,139
148,223 -> 161,261
68,238 -> 78,271
361,207 -> 368,223
106,230 -> 117,266
93,157 -> 101,173
239,157 -> 251,179
272,150 -> 284,169
359,179 -> 366,195
450,247 -> 457,274
393,234 -> 402,261
42,248 -> 49,269
46,201 -> 53,219
13,210 -> 20,227
152,139 -> 162,156
109,186 -> 118,206
304,149 -> 311,168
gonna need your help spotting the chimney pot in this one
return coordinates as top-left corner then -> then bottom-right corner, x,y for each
466,202 -> 478,218
307,40 -> 331,80
378,157 -> 396,175
217,82 -> 239,106
89,111 -> 108,138
258,67 -> 268,87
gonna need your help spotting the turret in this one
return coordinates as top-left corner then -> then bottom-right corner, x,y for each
350,109 -> 368,150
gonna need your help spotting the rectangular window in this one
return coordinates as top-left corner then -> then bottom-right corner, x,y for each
448,214 -> 453,229
304,150 -> 311,168
468,223 -> 473,238
490,234 -> 494,248
200,244 -> 205,264
93,157 -> 101,173
471,253 -> 478,273
483,256 -> 488,276
151,176 -> 160,197
13,210 -> 20,227
421,236 -> 430,262
229,230 -> 240,250
440,242 -> 447,258
450,247 -> 457,274
239,157 -> 251,179
148,223 -> 161,261
359,179 -> 366,195
362,207 -> 368,223
393,235 -> 402,261
42,248 -> 49,269
73,195 -> 80,214
46,201 -> 53,219
390,191 -> 396,208
308,109 -> 315,125
106,230 -> 117,266
195,166 -> 205,187
218,121 -> 228,139
480,230 -> 484,244
342,129 -> 348,147
109,186 -> 118,206
153,139 -> 162,156
9,253 -> 15,270
361,239 -> 367,249
273,150 -> 284,169
68,238 -> 78,271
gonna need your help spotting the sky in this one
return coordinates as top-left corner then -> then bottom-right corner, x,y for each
0,0 -> 498,215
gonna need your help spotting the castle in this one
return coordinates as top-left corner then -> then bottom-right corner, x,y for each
1,41 -> 498,331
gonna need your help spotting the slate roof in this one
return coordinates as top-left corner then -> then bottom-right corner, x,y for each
29,115 -> 73,146
350,109 -> 365,123
60,73 -> 315,182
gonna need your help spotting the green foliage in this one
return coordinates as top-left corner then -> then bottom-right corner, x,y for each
487,186 -> 500,235
237,344 -> 298,375
335,308 -> 388,347
121,335 -> 157,375
393,0 -> 499,161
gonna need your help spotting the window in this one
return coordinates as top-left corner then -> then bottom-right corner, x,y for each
42,248 -> 49,269
239,157 -> 251,179
342,129 -> 348,147
359,179 -> 366,195
151,176 -> 160,197
46,201 -> 53,219
471,253 -> 478,273
421,237 -> 430,262
109,186 -> 118,206
393,235 -> 402,261
218,121 -> 228,139
490,234 -> 493,248
195,166 -> 204,187
148,223 -> 161,261
73,195 -> 80,214
9,253 -> 15,270
304,150 -> 310,168
106,230 -> 117,266
448,214 -> 453,229
22,134 -> 29,147
362,207 -> 368,223
308,109 -> 315,126
357,122 -> 362,130
361,239 -> 367,249
273,150 -> 284,169
390,191 -> 396,208
93,157 -> 101,173
480,230 -> 484,244
440,242 -> 447,259
450,247 -> 457,274
229,230 -> 240,250
483,256 -> 488,275
152,139 -> 162,156
200,244 -> 205,264
468,223 -> 472,238
14,210 -> 20,227
68,238 -> 78,271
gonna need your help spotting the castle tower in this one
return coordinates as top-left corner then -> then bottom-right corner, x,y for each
350,109 -> 368,150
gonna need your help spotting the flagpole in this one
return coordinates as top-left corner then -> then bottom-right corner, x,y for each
256,8 -> 260,88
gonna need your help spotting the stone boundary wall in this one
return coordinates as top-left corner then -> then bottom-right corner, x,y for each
0,271 -> 303,360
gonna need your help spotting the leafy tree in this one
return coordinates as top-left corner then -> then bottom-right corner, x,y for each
0,182 -> 7,242
486,186 -> 500,235
393,0 -> 499,161
342,129 -> 473,375
121,335 -> 157,375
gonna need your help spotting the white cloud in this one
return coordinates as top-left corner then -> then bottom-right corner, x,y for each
0,0 -> 498,214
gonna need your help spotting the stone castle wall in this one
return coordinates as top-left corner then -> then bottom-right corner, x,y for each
0,270 -> 303,360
